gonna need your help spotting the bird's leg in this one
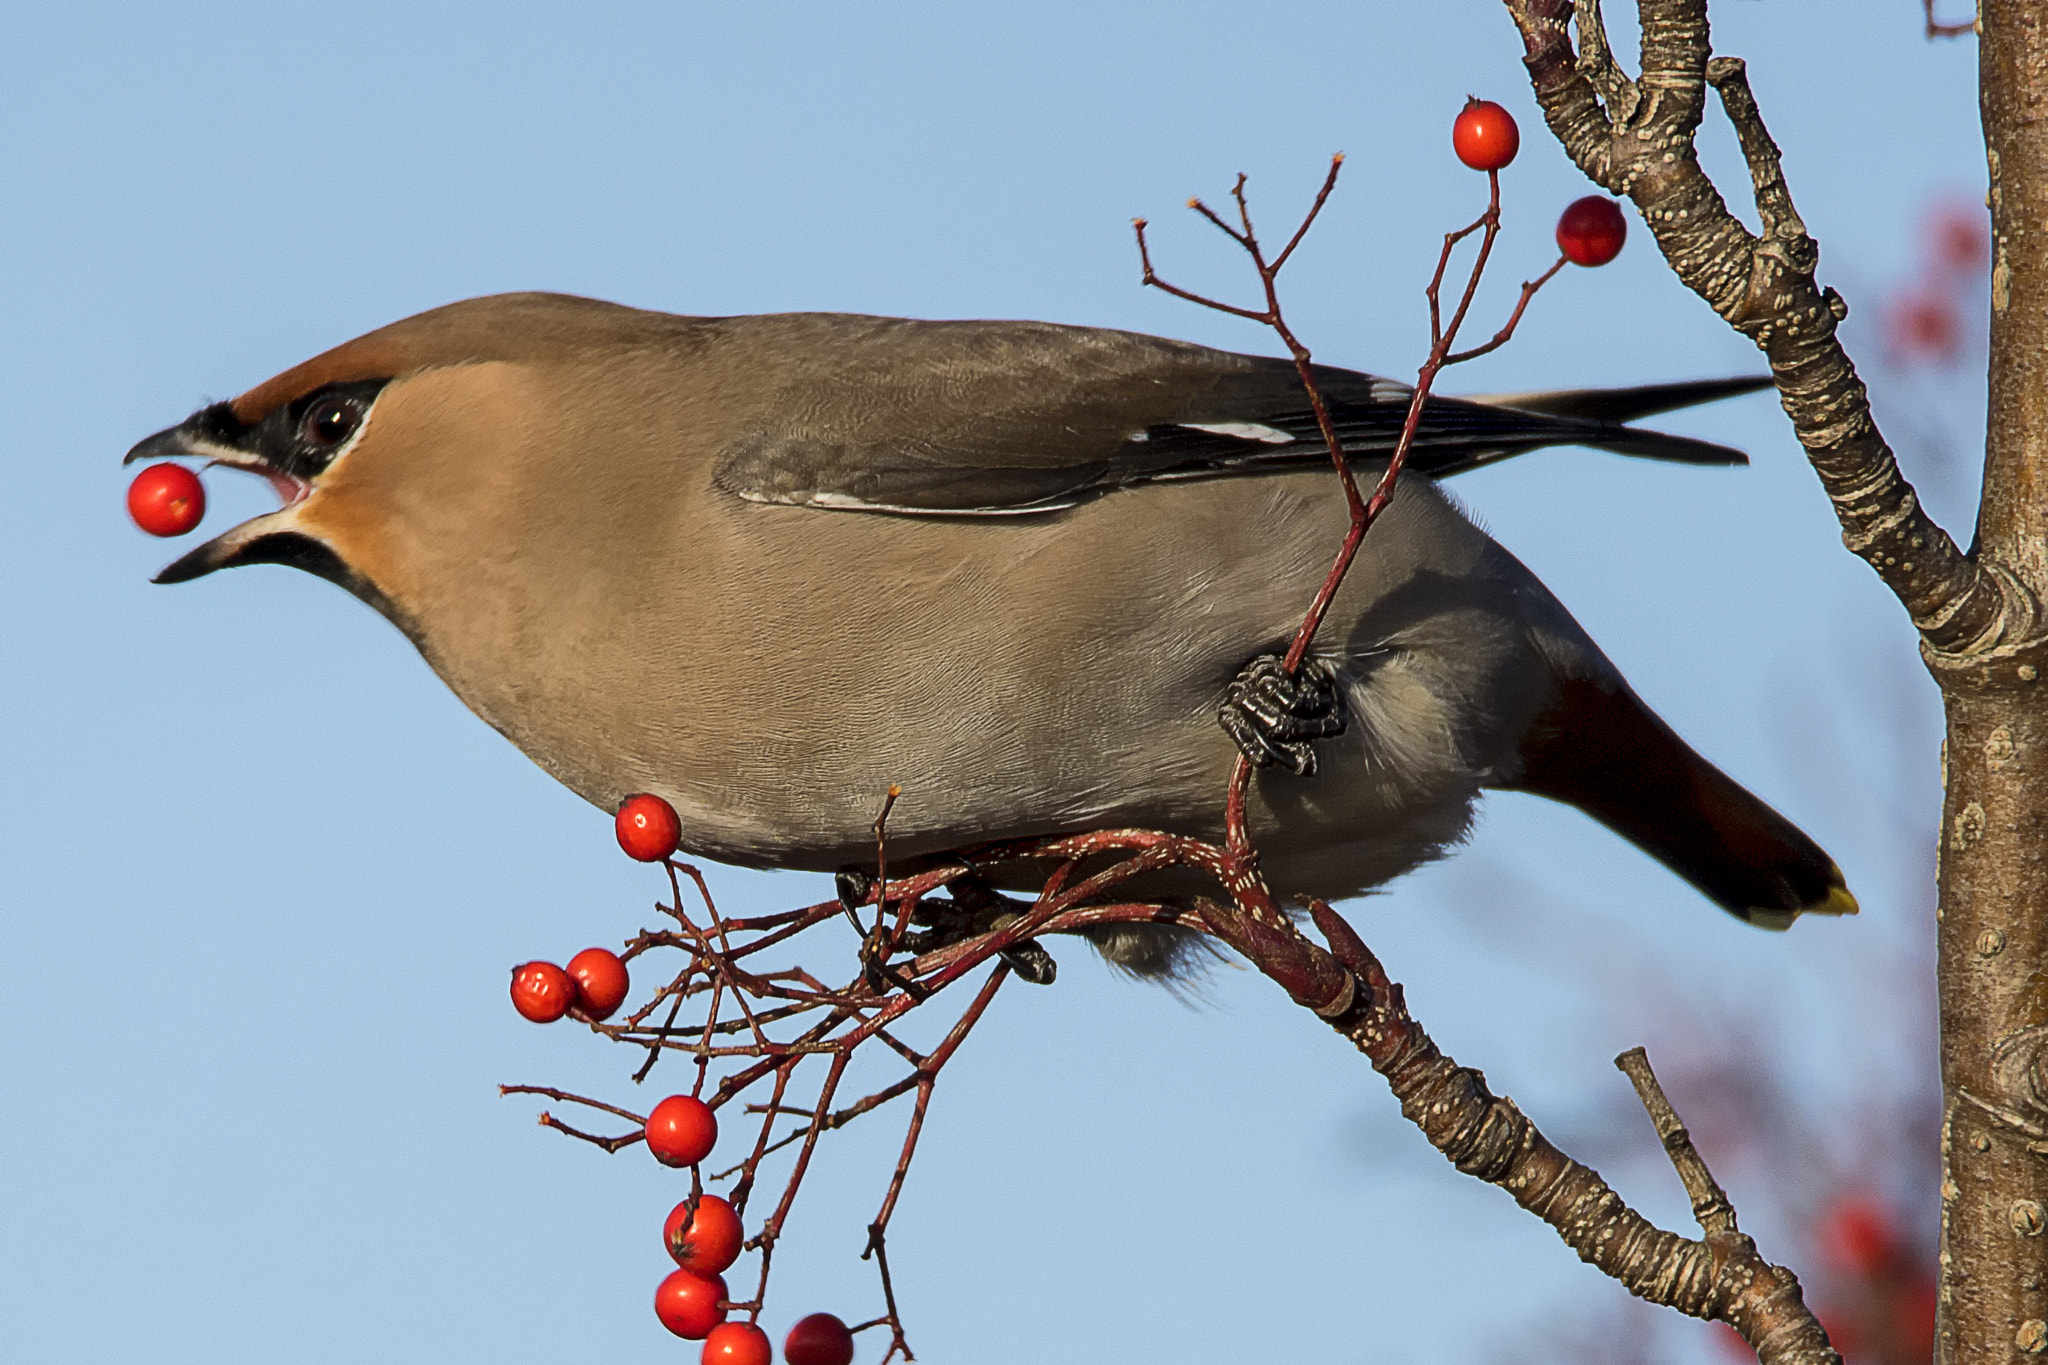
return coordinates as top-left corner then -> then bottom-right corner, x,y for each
837,865 -> 930,998
834,866 -> 873,913
898,874 -> 1058,985
1218,654 -> 1348,776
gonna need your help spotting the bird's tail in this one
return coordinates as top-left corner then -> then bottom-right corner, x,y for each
1465,375 -> 1777,470
1498,674 -> 1856,929
1473,375 -> 1776,424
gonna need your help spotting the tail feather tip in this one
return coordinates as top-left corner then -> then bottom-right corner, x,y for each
1746,877 -> 1859,931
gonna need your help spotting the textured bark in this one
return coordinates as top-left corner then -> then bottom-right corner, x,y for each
1501,0 -> 2038,657
1492,2 -> 2048,1362
1296,902 -> 1839,1365
1937,9 -> 2048,1363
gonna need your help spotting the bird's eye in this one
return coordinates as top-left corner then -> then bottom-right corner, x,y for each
301,395 -> 363,447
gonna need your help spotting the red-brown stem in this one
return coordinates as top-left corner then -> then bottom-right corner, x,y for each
1271,155 -> 1345,272
1143,162 -> 1537,856
871,784 -> 901,939
1446,254 -> 1568,363
758,1049 -> 850,1242
708,1011 -> 853,1106
1427,203 -> 1496,345
719,902 -> 848,964
728,1060 -> 796,1216
534,1111 -> 645,1153
873,1029 -> 926,1068
865,1232 -> 913,1363
631,988 -> 688,1083
871,965 -> 1010,1234
499,1084 -> 647,1126
693,976 -> 727,1094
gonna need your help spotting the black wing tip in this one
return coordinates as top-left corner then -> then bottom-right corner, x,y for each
1474,375 -> 1776,423
1589,428 -> 1752,467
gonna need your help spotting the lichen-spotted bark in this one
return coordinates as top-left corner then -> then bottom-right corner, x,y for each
1938,685 -> 2048,1365
1291,901 -> 1841,1365
1495,2 -> 2048,1362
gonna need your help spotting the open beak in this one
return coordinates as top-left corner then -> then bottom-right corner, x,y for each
125,419 -> 312,584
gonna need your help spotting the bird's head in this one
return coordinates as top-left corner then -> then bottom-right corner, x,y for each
126,291 -> 705,624
127,341 -> 403,601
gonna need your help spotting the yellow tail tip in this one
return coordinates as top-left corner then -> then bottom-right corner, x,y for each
1744,882 -> 1859,931
1815,883 -> 1861,917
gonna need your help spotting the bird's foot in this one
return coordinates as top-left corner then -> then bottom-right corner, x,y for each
901,875 -> 1058,985
1218,654 -> 1348,777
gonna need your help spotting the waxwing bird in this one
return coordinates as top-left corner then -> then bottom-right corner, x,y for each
127,292 -> 1856,977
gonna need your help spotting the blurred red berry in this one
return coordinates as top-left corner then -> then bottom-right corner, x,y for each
1928,203 -> 1989,276
655,1269 -> 729,1340
1894,1272 -> 1938,1362
1557,196 -> 1627,266
565,946 -> 630,1020
1815,1309 -> 1860,1362
702,1322 -> 772,1365
785,1312 -> 856,1365
1820,1194 -> 1898,1277
646,1094 -> 719,1167
1452,98 -> 1519,171
508,961 -> 575,1023
127,463 -> 206,537
616,792 -> 681,861
1886,291 -> 1964,365
666,1194 -> 744,1275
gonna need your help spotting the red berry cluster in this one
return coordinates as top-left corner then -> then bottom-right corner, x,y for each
640,1092 -> 855,1364
506,793 -> 682,1024
509,947 -> 630,1024
511,797 -> 858,1363
1449,98 -> 1628,269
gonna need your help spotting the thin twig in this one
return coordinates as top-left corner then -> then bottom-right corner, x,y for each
1924,0 -> 1974,38
1614,1047 -> 1738,1235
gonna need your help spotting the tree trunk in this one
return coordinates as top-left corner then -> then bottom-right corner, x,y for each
1936,7 -> 2048,1361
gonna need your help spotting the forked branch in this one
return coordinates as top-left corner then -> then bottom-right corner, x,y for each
1499,0 -> 2041,666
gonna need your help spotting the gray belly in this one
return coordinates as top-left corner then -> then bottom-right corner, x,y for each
428,467 -> 1573,900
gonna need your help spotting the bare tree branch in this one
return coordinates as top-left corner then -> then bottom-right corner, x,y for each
1498,5 -> 2048,1364
1500,0 -> 2043,665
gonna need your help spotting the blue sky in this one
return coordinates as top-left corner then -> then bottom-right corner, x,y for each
1,4 -> 1978,1362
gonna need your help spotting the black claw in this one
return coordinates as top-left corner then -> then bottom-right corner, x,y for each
835,865 -> 874,914
998,941 -> 1058,985
1219,654 -> 1347,777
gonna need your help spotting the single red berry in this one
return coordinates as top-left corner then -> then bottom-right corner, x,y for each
1451,98 -> 1519,172
1886,291 -> 1964,365
1556,195 -> 1627,266
665,1194 -> 744,1275
565,946 -> 630,1020
655,1269 -> 729,1340
616,792 -> 682,861
785,1312 -> 856,1365
702,1321 -> 772,1365
1819,1194 -> 1898,1277
127,463 -> 207,537
508,961 -> 576,1023
1928,203 -> 1989,275
645,1094 -> 719,1167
